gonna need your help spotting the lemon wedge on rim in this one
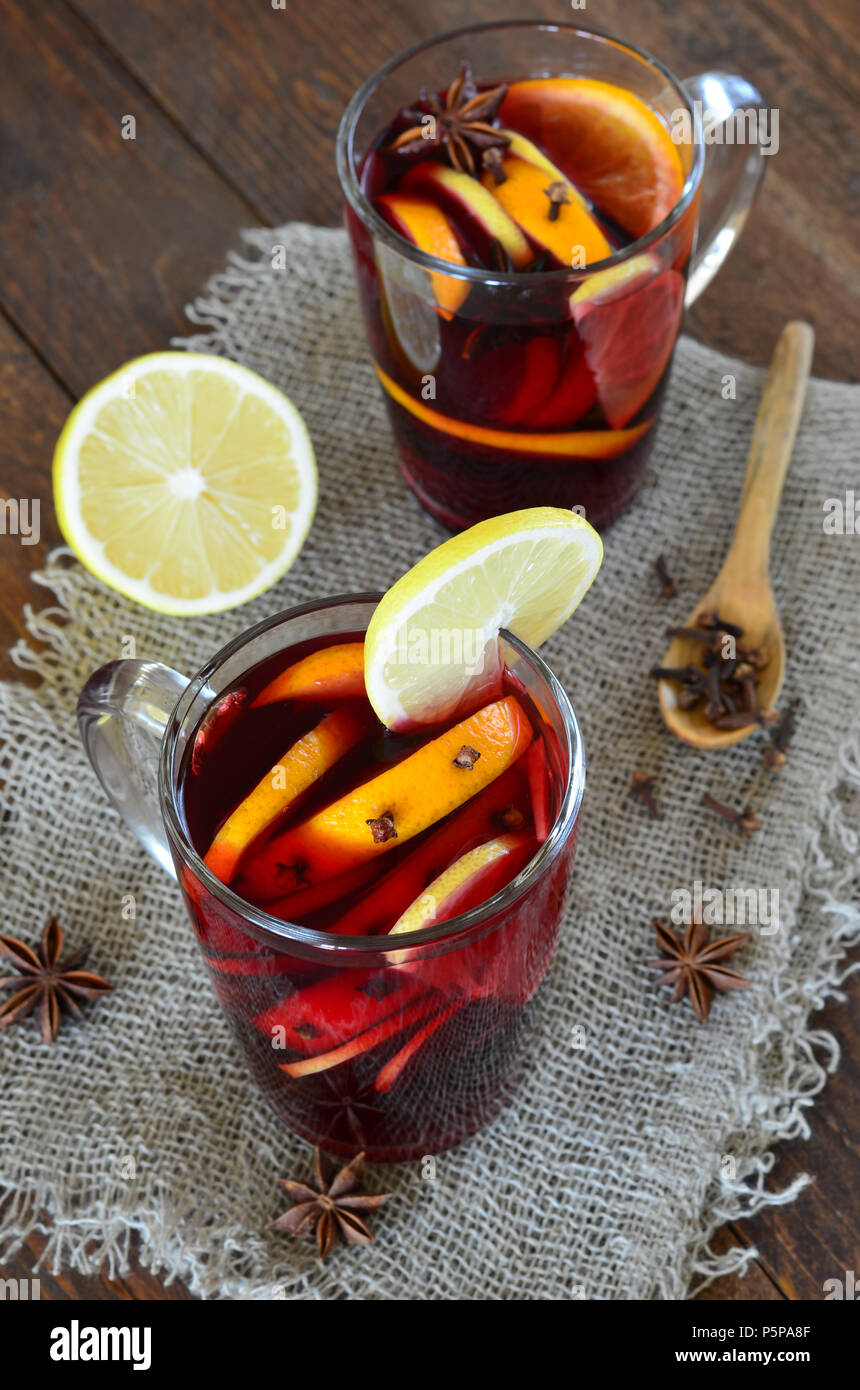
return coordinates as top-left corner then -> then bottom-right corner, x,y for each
364,506 -> 603,729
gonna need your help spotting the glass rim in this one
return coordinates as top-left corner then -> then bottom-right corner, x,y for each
336,18 -> 704,287
159,591 -> 585,960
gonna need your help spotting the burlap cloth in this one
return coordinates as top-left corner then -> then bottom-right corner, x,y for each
1,225 -> 858,1300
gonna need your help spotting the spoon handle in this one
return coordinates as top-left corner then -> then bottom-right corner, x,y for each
724,320 -> 815,580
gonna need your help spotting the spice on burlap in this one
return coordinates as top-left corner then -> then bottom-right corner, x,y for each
0,224 -> 857,1299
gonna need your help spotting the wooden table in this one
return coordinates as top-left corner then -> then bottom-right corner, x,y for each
1,0 -> 857,1301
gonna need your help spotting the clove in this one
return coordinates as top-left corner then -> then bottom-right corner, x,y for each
630,770 -> 661,820
655,554 -> 678,598
543,180 -> 570,221
701,792 -> 762,834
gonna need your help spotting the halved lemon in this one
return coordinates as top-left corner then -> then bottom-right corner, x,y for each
53,352 -> 317,615
364,507 -> 603,729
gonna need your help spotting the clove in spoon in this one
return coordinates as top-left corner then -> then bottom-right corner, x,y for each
656,320 -> 815,749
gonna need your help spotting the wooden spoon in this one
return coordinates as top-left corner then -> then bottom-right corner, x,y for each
656,320 -> 814,749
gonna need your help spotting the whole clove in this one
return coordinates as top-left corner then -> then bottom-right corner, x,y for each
763,704 -> 797,770
630,770 -> 661,820
452,744 -> 481,769
482,147 -> 507,185
737,644 -> 769,670
665,625 -> 722,649
366,811 -> 397,844
651,612 -> 775,732
696,610 -> 744,639
543,180 -> 571,220
655,554 -> 678,598
710,710 -> 759,730
701,792 -> 763,834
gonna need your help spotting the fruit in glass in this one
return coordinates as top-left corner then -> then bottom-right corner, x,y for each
176,610 -> 582,1161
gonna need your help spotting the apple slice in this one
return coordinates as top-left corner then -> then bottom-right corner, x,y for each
252,642 -> 365,706
190,688 -> 246,776
496,337 -> 560,426
530,337 -> 597,428
256,967 -> 432,1056
262,859 -> 383,919
570,256 -> 685,427
376,193 -> 470,318
373,1001 -> 463,1093
400,161 -> 532,268
241,695 -> 533,894
526,739 -> 552,843
389,831 -> 536,935
204,705 -> 370,884
194,914 -> 271,957
280,996 -> 446,1079
481,156 -> 611,267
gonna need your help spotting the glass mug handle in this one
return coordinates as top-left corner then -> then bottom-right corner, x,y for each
682,72 -> 770,307
77,660 -> 189,878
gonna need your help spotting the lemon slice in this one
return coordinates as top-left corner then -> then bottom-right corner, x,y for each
53,352 -> 317,615
365,507 -> 603,729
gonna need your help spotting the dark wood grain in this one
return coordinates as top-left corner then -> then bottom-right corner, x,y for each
72,0 -> 860,379
0,316 -> 66,680
0,0 -> 856,1303
0,0 -> 256,675
0,1228 -> 194,1300
720,995 -> 860,1300
0,0 -> 255,397
694,1227 -> 785,1300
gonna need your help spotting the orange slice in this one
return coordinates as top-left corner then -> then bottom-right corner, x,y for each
241,695 -> 533,892
376,193 -> 469,318
498,129 -> 589,200
481,156 -> 611,266
203,706 -> 369,883
252,641 -> 365,707
374,362 -> 652,457
500,79 -> 684,239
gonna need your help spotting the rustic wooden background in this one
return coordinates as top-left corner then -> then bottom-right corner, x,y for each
1,0 -> 857,1301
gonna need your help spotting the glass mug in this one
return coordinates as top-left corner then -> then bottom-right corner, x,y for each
77,595 -> 584,1161
337,20 -> 768,530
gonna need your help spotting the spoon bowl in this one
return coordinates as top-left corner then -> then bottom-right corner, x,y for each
659,594 -> 786,750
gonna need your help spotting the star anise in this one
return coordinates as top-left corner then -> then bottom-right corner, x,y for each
314,1072 -> 385,1145
649,917 -> 751,1023
387,63 -> 510,176
270,1147 -> 393,1258
0,917 -> 113,1044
